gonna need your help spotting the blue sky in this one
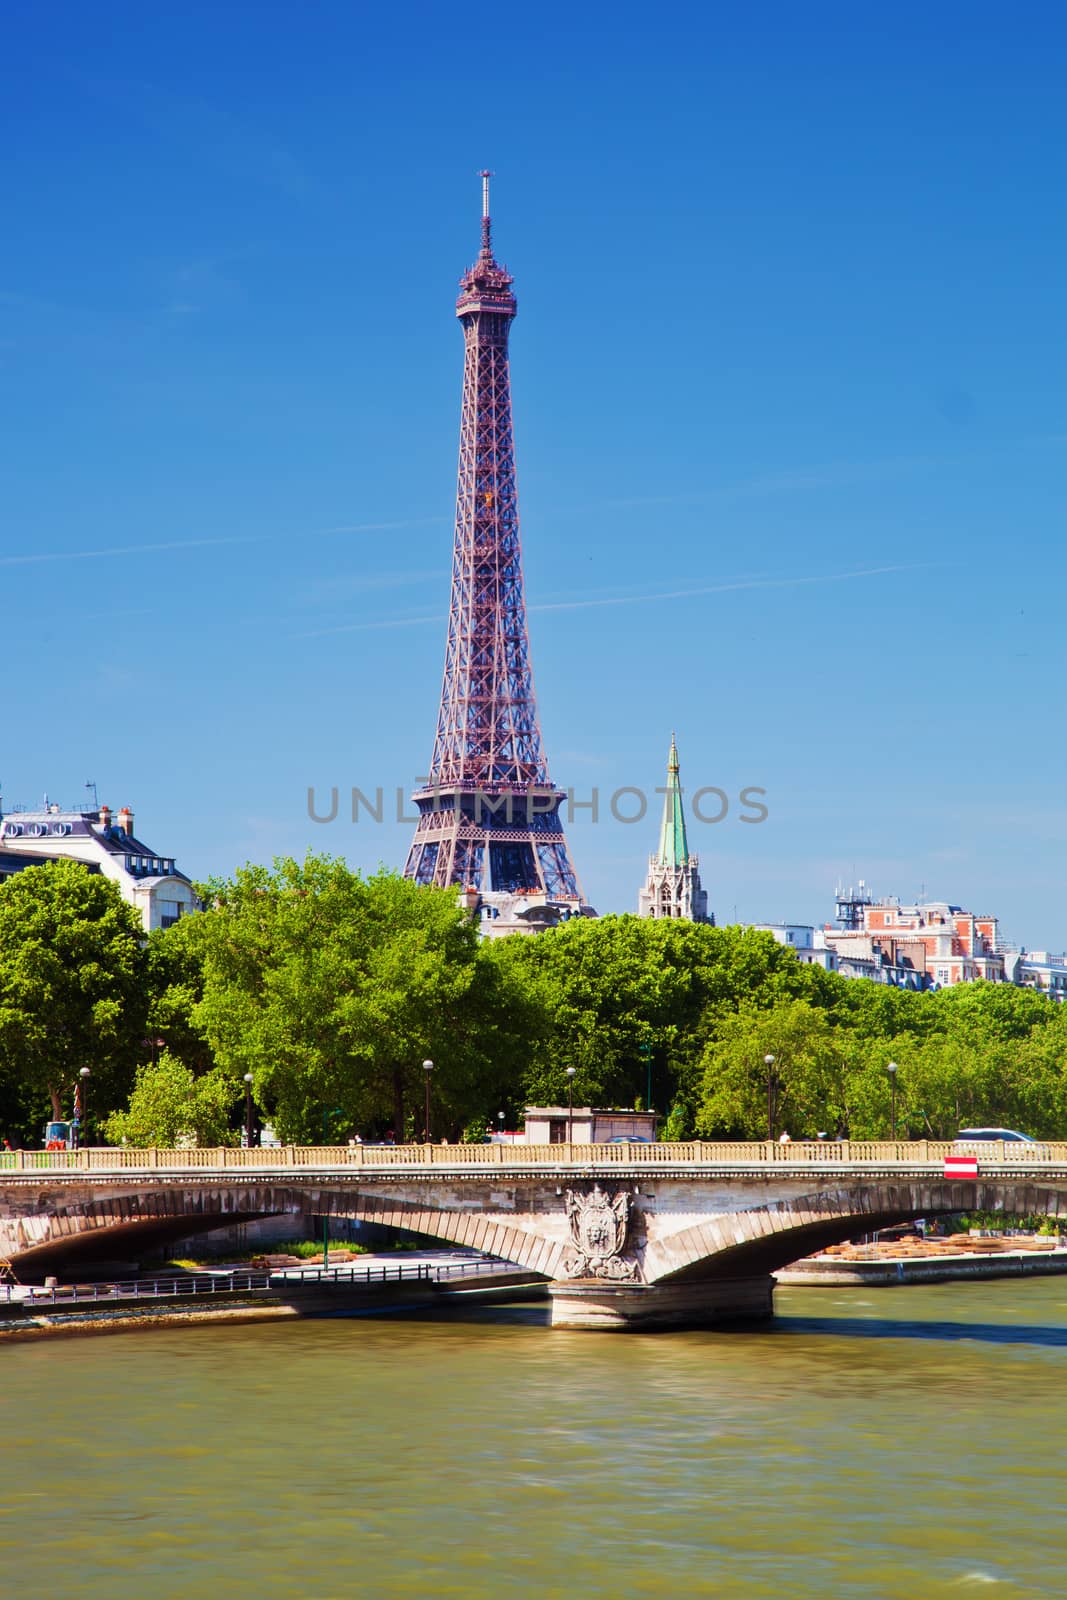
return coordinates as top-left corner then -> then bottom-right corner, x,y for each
3,2 -> 1065,943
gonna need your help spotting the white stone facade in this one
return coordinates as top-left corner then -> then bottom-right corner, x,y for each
0,802 -> 198,933
744,923 -> 838,971
638,856 -> 710,923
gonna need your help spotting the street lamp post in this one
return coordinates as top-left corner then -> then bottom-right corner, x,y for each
565,1066 -> 576,1145
639,1038 -> 652,1113
887,1060 -> 899,1140
764,1054 -> 776,1141
423,1059 -> 434,1144
243,1073 -> 254,1150
497,1111 -> 505,1141
78,1067 -> 90,1149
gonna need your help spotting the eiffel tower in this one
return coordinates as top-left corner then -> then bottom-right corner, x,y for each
404,176 -> 588,909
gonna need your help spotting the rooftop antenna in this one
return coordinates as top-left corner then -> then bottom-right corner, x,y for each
479,168 -> 494,257
85,780 -> 99,811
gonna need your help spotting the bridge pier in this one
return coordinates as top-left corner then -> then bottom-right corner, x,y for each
547,1275 -> 776,1332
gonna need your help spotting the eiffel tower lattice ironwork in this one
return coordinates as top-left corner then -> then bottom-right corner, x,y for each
404,175 -> 586,904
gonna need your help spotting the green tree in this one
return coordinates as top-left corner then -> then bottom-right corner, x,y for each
931,980 -> 1058,1047
696,1000 -> 846,1139
491,915 -> 689,1112
841,987 -> 1067,1139
1009,1024 -> 1067,1136
0,861 -> 147,1129
496,916 -> 829,1124
144,917 -> 214,1073
104,1052 -> 239,1147
0,1057 -> 46,1150
187,857 -> 522,1143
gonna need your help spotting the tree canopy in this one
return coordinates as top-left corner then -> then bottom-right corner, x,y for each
104,1053 -> 238,1148
0,861 -> 147,1132
182,857 -> 538,1143
2,855 -> 1065,1149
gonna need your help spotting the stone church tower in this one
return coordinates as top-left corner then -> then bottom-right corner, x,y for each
637,736 -> 712,924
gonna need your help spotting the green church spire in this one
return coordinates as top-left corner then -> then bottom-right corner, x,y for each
656,733 -> 691,867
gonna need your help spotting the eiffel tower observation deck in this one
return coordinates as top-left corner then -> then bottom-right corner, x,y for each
404,176 -> 589,912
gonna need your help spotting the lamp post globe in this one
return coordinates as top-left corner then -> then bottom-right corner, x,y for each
423,1059 -> 434,1144
886,1061 -> 899,1140
78,1067 -> 90,1150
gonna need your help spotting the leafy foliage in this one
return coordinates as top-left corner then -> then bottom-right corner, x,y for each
492,917 -> 816,1118
183,858 -> 539,1143
498,916 -> 1067,1141
104,1052 -> 239,1147
0,861 -> 147,1133
2,853 -> 1065,1149
144,918 -> 213,1073
696,1000 -> 843,1138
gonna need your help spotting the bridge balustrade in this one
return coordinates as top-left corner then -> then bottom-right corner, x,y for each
3,1138 -> 1067,1175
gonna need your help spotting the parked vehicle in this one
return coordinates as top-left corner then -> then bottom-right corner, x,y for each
954,1127 -> 1039,1146
43,1120 -> 75,1150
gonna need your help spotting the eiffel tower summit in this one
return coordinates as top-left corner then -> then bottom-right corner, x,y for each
404,175 -> 590,922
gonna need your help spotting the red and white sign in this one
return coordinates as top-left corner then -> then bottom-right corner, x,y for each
944,1154 -> 979,1179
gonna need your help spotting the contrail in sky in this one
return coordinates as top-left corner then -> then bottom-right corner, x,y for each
0,517 -> 446,568
293,613 -> 446,639
292,562 -> 931,639
530,563 -> 928,613
6,427 -> 1055,569
0,536 -> 258,566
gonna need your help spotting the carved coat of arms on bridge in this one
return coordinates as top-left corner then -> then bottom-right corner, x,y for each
560,1186 -> 637,1280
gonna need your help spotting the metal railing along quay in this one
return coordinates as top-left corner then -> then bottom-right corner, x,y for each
1,1257 -> 520,1310
3,1271 -> 272,1308
269,1258 -> 517,1285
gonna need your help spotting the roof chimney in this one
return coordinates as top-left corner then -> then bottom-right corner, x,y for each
117,806 -> 134,837
99,804 -> 112,829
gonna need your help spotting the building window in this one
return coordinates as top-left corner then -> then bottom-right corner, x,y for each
159,899 -> 183,930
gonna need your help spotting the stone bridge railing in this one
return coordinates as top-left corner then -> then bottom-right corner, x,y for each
5,1138 -> 1067,1176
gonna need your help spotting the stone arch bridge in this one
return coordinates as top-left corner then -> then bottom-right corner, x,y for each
4,1140 -> 1066,1329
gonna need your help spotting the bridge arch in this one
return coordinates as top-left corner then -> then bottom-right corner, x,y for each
646,1181 -> 1067,1284
0,1181 -> 570,1279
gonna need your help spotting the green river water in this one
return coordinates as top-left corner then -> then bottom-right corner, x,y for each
4,1278 -> 1067,1600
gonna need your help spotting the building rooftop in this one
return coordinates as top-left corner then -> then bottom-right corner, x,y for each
0,802 -> 190,883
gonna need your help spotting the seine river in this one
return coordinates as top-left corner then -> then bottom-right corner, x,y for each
5,1279 -> 1066,1600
